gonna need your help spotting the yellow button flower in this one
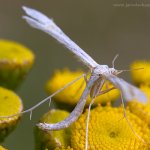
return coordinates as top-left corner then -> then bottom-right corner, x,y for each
0,39 -> 35,89
130,60 -> 150,85
0,146 -> 7,150
0,87 -> 23,142
71,105 -> 150,150
46,68 -> 119,105
128,85 -> 150,126
35,109 -> 71,150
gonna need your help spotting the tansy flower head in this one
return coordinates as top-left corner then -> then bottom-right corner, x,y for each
0,87 -> 23,142
130,60 -> 150,86
71,105 -> 150,150
35,109 -> 71,150
46,68 -> 119,105
0,146 -> 7,150
0,39 -> 35,89
128,85 -> 150,125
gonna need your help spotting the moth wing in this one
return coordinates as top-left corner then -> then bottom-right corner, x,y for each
22,6 -> 98,69
106,74 -> 147,104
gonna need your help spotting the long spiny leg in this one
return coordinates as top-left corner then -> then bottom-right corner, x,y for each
85,77 -> 105,150
84,72 -> 89,84
85,83 -> 116,150
85,97 -> 95,150
68,72 -> 90,102
85,84 -> 113,150
120,92 -> 148,144
0,74 -> 85,119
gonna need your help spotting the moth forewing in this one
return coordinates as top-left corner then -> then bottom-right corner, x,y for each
106,74 -> 147,104
22,6 -> 52,25
23,6 -> 98,69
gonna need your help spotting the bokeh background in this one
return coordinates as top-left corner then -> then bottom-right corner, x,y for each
0,0 -> 150,149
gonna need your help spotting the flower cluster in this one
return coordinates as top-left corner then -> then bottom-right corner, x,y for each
35,60 -> 150,150
0,38 -> 150,150
0,39 -> 34,149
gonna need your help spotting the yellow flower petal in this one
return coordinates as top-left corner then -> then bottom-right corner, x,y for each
71,105 -> 150,150
0,39 -> 35,89
46,68 -> 119,105
0,87 -> 23,142
130,60 -> 150,85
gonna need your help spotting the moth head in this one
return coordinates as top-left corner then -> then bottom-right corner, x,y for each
109,68 -> 122,76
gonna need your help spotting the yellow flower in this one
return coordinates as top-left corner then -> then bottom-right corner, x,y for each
0,39 -> 35,89
0,146 -> 7,150
130,60 -> 150,85
35,109 -> 71,150
46,68 -> 119,105
128,85 -> 150,125
71,105 -> 150,150
0,87 -> 23,142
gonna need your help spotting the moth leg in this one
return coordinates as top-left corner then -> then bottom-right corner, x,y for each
71,77 -> 86,100
37,74 -> 100,130
84,73 -> 88,84
96,86 -> 116,97
120,92 -> 147,144
69,72 -> 89,100
0,74 -> 85,119
85,78 -> 105,150
85,97 -> 95,150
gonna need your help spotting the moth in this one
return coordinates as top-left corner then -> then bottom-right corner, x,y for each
4,6 -> 148,150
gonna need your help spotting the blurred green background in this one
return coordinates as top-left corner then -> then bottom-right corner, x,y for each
0,0 -> 150,149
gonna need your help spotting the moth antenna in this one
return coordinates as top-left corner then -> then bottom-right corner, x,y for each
112,54 -> 119,68
0,74 -> 84,119
120,92 -> 149,144
30,111 -> 32,120
117,67 -> 144,75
